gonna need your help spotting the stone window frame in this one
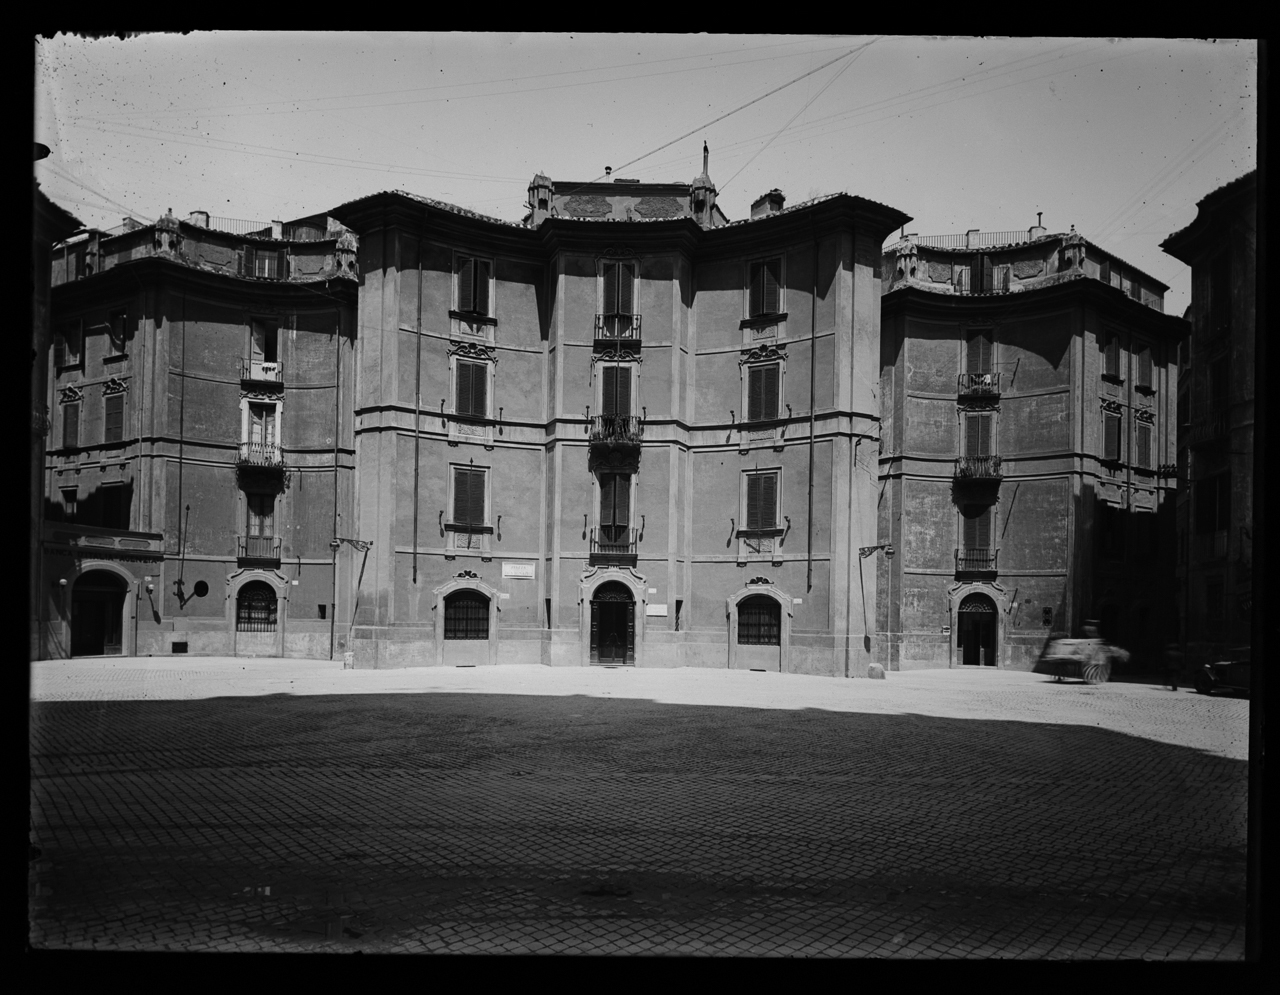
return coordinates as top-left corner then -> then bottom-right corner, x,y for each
431,574 -> 503,666
725,582 -> 794,671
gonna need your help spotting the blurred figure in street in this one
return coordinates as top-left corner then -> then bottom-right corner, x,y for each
1163,642 -> 1183,692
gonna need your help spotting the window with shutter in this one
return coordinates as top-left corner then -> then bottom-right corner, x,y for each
453,467 -> 487,527
108,312 -> 127,355
962,504 -> 992,548
455,361 -> 488,419
104,394 -> 124,443
1136,345 -> 1153,389
249,403 -> 276,445
1103,413 -> 1121,461
747,364 -> 780,421
251,320 -> 278,363
1102,334 -> 1121,378
59,322 -> 82,368
749,258 -> 782,317
602,262 -> 635,316
63,403 -> 79,449
965,413 -> 993,457
599,473 -> 630,527
1136,423 -> 1152,468
247,492 -> 275,536
966,331 -> 993,374
456,255 -> 492,315
61,488 -> 77,521
745,472 -> 779,531
602,365 -> 632,416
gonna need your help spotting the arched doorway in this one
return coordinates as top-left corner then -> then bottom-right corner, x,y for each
443,589 -> 491,666
71,570 -> 128,657
735,593 -> 782,671
591,581 -> 634,665
957,593 -> 998,667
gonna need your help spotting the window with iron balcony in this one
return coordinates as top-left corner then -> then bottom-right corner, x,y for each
596,261 -> 639,343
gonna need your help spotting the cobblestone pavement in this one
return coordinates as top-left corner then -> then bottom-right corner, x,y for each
29,659 -> 1249,957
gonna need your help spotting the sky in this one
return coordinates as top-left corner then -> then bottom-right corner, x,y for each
34,33 -> 1257,317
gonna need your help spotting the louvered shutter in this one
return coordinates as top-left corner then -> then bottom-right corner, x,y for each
599,473 -> 614,525
456,361 -> 475,416
747,475 -> 762,530
979,413 -> 992,456
457,256 -> 475,313
468,469 -> 485,526
277,249 -> 288,281
614,474 -> 630,526
981,256 -> 993,294
976,506 -> 991,547
1000,265 -> 1011,292
471,362 -> 487,418
104,395 -> 123,443
967,332 -> 992,374
966,414 -> 980,457
963,507 -> 978,548
251,322 -> 265,361
602,366 -> 617,415
747,368 -> 762,422
1099,260 -> 1110,285
762,364 -> 779,420
54,330 -> 66,368
1104,414 -> 1120,461
63,403 -> 79,449
964,506 -> 991,548
617,263 -> 634,315
615,366 -> 631,417
602,262 -> 618,315
1137,424 -> 1151,468
243,246 -> 256,277
763,258 -> 780,314
1138,347 -> 1152,389
265,406 -> 276,445
475,259 -> 490,315
453,467 -> 470,524
759,473 -> 777,530
749,261 -> 763,317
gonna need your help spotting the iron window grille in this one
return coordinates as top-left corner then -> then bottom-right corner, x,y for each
737,594 -> 782,645
444,591 -> 490,639
235,583 -> 278,632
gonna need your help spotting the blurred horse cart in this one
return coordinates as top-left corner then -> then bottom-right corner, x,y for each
1034,638 -> 1129,684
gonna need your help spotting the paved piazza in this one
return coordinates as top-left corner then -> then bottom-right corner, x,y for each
29,659 -> 1249,958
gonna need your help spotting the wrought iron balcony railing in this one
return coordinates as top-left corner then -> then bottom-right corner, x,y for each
590,526 -> 637,566
594,313 -> 642,344
241,358 -> 283,383
1187,410 -> 1228,448
590,414 -> 644,446
237,441 -> 284,468
955,547 -> 999,573
238,534 -> 281,561
957,372 -> 1002,396
954,455 -> 1003,480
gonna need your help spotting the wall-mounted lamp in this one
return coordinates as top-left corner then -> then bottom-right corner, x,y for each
859,542 -> 895,559
59,578 -> 67,587
146,584 -> 154,593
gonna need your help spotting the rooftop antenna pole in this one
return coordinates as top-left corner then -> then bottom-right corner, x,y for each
703,142 -> 709,174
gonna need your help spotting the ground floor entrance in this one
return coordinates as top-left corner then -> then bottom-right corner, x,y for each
957,593 -> 998,667
71,571 -> 127,657
590,582 -> 634,665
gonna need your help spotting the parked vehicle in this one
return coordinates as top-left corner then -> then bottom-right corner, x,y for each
1194,647 -> 1251,696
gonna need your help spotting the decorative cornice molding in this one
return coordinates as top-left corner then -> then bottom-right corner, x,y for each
1134,408 -> 1155,423
1100,399 -> 1124,414
957,398 -> 1000,412
241,386 -> 285,402
58,385 -> 84,404
746,575 -> 773,586
102,377 -> 129,396
592,348 -> 642,365
448,340 -> 497,362
739,343 -> 787,365
597,245 -> 637,259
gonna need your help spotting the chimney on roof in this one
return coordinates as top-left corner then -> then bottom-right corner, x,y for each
187,210 -> 209,228
605,166 -> 612,177
271,220 -> 283,240
750,189 -> 786,220
703,142 -> 709,176
1029,211 -> 1046,239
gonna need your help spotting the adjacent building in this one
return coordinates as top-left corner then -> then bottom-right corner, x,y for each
877,223 -> 1188,671
327,159 -> 909,673
1160,170 -> 1257,667
40,210 -> 359,659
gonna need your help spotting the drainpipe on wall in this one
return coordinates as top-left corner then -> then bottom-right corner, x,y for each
329,311 -> 341,660
412,233 -> 424,583
807,221 -> 817,594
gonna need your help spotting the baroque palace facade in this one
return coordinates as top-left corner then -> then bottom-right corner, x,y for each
40,159 -> 1214,674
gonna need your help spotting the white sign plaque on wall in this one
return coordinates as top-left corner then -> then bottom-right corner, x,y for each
645,604 -> 668,617
502,562 -> 535,580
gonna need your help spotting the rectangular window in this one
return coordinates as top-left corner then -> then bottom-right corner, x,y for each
452,466 -> 487,527
455,360 -> 489,419
61,488 -> 77,521
56,321 -> 82,369
745,471 -> 779,531
244,246 -> 287,280
962,503 -> 993,549
747,363 -> 780,422
248,403 -> 277,445
1194,473 -> 1230,535
1209,252 -> 1231,336
104,394 -> 124,444
1103,412 -> 1121,461
101,484 -> 127,530
599,472 -> 631,528
953,261 -> 969,293
108,311 -> 127,356
1135,344 -> 1153,390
1099,260 -> 1111,286
246,492 -> 275,536
602,261 -> 635,316
965,412 -> 993,456
62,402 -> 80,449
966,330 -> 993,374
601,365 -> 632,416
1103,333 -> 1121,378
456,254 -> 492,315
674,599 -> 683,632
251,320 -> 279,363
1136,422 -> 1152,469
748,257 -> 782,317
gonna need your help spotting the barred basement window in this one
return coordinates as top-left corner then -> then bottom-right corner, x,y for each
444,590 -> 490,639
236,581 -> 278,632
737,594 -> 781,646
